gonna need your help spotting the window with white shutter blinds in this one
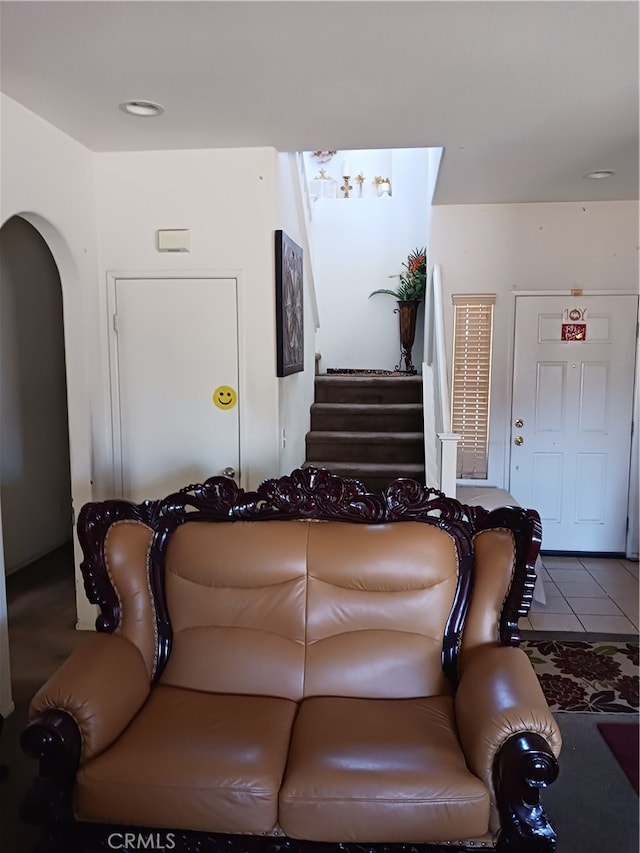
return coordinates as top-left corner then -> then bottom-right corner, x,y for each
451,294 -> 496,479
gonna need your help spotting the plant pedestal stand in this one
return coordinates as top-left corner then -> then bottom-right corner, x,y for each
395,300 -> 419,374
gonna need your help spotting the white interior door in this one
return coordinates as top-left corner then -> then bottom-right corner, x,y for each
111,277 -> 239,503
510,294 -> 637,552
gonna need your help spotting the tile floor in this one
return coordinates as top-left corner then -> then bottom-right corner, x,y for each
520,555 -> 639,634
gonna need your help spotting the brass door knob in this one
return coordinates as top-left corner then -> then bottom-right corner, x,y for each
514,436 -> 524,446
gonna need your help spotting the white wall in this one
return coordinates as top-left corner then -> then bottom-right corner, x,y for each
94,147 -> 282,491
0,93 -> 99,709
0,217 -> 72,572
275,153 -> 317,475
307,149 -> 431,372
0,100 -> 316,673
430,200 -> 639,488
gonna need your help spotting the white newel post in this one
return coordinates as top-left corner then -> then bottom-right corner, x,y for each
438,433 -> 460,497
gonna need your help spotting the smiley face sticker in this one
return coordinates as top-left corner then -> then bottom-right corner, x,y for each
213,385 -> 237,410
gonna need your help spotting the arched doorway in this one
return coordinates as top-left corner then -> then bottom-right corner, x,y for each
0,216 -> 75,714
0,215 -> 73,570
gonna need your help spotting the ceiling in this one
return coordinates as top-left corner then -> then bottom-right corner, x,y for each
1,0 -> 638,204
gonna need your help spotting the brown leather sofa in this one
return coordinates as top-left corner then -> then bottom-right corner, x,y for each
21,468 -> 561,853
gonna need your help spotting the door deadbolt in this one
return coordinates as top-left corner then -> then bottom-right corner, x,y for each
514,436 -> 524,446
515,418 -> 524,428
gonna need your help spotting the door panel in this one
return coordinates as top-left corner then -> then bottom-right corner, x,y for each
580,363 -> 608,432
531,453 -> 563,522
111,277 -> 239,503
510,294 -> 637,552
575,454 -> 606,523
536,363 -> 565,431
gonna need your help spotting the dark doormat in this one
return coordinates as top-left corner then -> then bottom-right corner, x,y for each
325,368 -> 412,375
597,722 -> 639,793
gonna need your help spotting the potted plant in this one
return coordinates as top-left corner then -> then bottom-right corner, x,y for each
369,247 -> 427,373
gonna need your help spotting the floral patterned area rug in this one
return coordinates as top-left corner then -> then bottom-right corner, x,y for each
521,639 -> 639,713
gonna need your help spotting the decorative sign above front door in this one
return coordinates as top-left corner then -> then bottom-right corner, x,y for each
561,323 -> 587,341
562,307 -> 587,341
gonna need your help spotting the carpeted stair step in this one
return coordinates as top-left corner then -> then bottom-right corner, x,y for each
310,402 -> 423,432
305,374 -> 426,492
302,461 -> 426,492
315,375 -> 422,405
305,431 -> 425,464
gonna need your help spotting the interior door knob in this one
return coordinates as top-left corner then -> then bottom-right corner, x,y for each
515,418 -> 524,428
221,467 -> 236,479
514,436 -> 524,446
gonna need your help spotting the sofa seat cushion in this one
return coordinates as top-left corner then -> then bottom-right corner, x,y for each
279,695 -> 490,843
74,686 -> 297,834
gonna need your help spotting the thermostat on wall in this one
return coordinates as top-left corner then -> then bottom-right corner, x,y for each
157,229 -> 191,252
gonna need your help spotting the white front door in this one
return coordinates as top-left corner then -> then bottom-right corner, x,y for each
509,294 -> 637,552
110,277 -> 240,503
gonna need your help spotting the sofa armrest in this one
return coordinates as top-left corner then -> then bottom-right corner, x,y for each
456,645 -> 561,785
21,632 -> 150,826
455,646 -> 561,850
25,631 -> 151,766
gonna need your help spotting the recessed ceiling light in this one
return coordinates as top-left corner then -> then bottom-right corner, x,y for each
119,100 -> 164,117
585,170 -> 615,180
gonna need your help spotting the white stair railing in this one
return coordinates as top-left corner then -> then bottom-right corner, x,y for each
422,264 -> 459,496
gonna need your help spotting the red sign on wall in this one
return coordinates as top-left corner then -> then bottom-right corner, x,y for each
561,323 -> 587,341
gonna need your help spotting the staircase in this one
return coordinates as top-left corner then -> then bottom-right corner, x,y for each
304,375 -> 425,492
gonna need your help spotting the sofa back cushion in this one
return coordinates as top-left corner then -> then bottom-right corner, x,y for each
305,522 -> 458,698
158,519 -> 459,701
159,520 -> 308,700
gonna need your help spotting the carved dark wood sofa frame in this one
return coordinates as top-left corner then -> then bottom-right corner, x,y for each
21,468 -> 560,853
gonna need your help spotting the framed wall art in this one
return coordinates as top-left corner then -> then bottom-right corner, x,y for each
275,230 -> 304,376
